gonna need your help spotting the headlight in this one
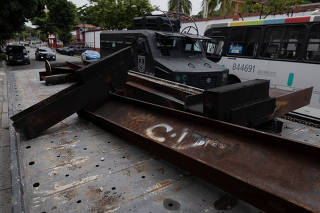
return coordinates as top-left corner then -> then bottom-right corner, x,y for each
24,54 -> 28,58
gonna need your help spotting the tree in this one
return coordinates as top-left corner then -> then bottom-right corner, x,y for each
202,0 -> 310,18
78,0 -> 153,30
168,0 -> 192,15
246,0 -> 305,18
201,0 -> 238,17
32,0 -> 76,45
0,0 -> 39,47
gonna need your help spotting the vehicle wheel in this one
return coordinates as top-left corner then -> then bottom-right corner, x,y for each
227,74 -> 241,85
27,60 -> 31,65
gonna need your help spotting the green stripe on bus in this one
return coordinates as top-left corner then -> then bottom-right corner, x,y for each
245,20 -> 264,26
287,73 -> 294,86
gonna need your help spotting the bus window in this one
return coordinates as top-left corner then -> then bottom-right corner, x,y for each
243,28 -> 260,57
260,26 -> 284,59
227,27 -> 260,57
227,28 -> 244,56
279,25 -> 305,60
306,24 -> 320,62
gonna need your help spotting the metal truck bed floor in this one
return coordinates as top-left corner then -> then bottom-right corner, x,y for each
7,71 -> 263,213
8,69 -> 320,213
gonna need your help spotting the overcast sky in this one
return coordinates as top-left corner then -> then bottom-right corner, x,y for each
69,0 -> 203,15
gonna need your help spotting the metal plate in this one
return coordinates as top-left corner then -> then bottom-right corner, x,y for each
8,69 -> 262,212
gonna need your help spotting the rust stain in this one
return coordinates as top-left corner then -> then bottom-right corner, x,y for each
174,186 -> 183,192
154,196 -> 166,203
40,130 -> 73,140
90,190 -> 122,213
60,188 -> 76,201
47,138 -> 88,171
147,179 -> 174,194
87,186 -> 103,199
123,179 -> 175,201
157,167 -> 165,175
121,112 -> 156,128
134,164 -> 152,173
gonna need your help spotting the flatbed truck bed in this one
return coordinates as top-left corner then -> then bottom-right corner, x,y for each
7,68 -> 320,213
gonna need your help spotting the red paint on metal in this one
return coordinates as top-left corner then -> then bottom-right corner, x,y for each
285,16 -> 311,23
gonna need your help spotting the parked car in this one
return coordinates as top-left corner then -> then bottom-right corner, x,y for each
35,47 -> 56,61
56,47 -> 64,53
81,50 -> 100,63
5,45 -> 30,65
58,47 -> 75,56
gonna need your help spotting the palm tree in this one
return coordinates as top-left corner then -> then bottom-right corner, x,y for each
168,0 -> 192,15
202,0 -> 241,17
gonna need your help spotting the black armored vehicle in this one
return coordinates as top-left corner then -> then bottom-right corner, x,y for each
100,15 -> 229,89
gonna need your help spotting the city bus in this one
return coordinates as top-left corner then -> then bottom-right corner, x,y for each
204,16 -> 320,117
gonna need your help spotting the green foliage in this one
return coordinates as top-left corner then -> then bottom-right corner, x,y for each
0,0 -> 39,47
31,0 -> 76,45
78,0 -> 153,30
0,52 -> 6,61
168,0 -> 192,15
246,0 -> 305,18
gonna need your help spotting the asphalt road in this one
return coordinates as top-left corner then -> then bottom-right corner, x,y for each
5,47 -> 81,71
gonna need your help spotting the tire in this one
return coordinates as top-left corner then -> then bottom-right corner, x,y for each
227,74 -> 241,85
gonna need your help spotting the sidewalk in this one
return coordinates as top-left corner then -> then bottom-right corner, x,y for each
0,61 -> 12,213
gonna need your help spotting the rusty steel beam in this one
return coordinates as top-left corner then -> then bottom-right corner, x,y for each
79,94 -> 320,213
270,87 -> 313,117
11,47 -> 134,139
39,61 -> 84,83
124,73 -> 313,125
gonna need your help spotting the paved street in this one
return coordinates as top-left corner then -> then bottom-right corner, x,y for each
0,48 -> 80,213
6,47 -> 80,71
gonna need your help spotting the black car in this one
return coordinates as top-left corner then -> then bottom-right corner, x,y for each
35,47 -> 56,61
57,46 -> 75,56
5,45 -> 30,65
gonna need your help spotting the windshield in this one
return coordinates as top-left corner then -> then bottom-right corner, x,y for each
39,48 -> 52,52
6,46 -> 26,54
86,50 -> 99,55
156,36 -> 204,57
